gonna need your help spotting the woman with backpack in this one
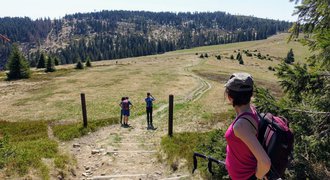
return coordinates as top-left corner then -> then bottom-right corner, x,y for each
224,72 -> 271,180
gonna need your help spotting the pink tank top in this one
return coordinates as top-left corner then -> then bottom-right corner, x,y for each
225,108 -> 259,180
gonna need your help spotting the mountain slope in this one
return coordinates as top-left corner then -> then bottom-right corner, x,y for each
0,10 -> 291,70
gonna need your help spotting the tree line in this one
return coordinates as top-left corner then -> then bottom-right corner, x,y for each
0,10 -> 291,69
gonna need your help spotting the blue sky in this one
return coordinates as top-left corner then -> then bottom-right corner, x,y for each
0,0 -> 298,21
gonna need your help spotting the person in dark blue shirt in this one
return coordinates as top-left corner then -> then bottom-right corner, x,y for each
145,92 -> 155,130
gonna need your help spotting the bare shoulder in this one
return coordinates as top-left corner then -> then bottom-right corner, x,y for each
233,116 -> 257,137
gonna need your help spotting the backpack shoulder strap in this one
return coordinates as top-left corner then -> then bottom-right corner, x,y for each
233,112 -> 258,130
240,117 -> 257,131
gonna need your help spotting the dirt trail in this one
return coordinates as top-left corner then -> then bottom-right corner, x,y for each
60,61 -> 211,180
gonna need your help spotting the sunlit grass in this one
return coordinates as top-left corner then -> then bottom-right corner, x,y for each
161,129 -> 228,179
52,117 -> 119,141
0,120 -> 70,179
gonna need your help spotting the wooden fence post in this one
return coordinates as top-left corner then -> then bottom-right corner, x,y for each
81,93 -> 88,128
168,94 -> 174,137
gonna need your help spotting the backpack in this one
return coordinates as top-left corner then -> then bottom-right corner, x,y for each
256,112 -> 294,179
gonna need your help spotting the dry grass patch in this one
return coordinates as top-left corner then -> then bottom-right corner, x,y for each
0,54 -> 200,122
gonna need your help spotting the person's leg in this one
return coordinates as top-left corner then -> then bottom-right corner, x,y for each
124,116 -> 128,126
123,110 -> 127,126
146,107 -> 150,128
120,110 -> 123,125
150,107 -> 153,128
126,110 -> 130,126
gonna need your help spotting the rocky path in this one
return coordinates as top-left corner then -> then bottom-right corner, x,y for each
61,61 -> 211,180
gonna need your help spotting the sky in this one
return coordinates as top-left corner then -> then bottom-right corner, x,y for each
0,0 -> 299,21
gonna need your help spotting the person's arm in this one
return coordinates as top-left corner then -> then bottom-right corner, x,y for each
233,118 -> 271,179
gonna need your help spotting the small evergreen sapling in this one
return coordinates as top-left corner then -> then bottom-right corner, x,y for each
75,60 -> 84,69
54,57 -> 60,66
45,57 -> 56,72
85,57 -> 92,67
37,53 -> 46,69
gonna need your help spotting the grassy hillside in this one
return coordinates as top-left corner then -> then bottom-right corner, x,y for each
0,33 -> 310,179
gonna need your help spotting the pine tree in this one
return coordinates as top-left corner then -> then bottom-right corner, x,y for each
45,57 -> 56,72
238,55 -> 244,65
230,55 -> 234,59
85,57 -> 92,67
199,54 -> 204,58
236,52 -> 241,60
54,57 -> 60,66
284,48 -> 294,64
257,52 -> 262,59
75,60 -> 84,69
37,53 -> 46,69
6,44 -> 31,80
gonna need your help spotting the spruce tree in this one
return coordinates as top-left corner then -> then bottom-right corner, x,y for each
6,44 -> 31,80
85,57 -> 92,67
284,48 -> 294,64
230,55 -> 234,59
37,53 -> 46,69
75,60 -> 84,69
257,52 -> 262,59
54,57 -> 60,66
238,55 -> 244,65
236,52 -> 241,60
45,57 -> 56,72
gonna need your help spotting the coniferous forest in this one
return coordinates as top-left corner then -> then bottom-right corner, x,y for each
0,10 -> 291,70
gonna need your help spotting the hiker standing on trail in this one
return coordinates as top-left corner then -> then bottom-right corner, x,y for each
145,92 -> 156,130
224,72 -> 270,180
119,97 -> 125,125
121,97 -> 133,127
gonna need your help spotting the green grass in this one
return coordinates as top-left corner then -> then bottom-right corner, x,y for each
201,109 -> 235,125
54,154 -> 71,169
13,84 -> 56,106
0,121 -> 60,178
52,117 -> 118,141
161,129 -> 228,179
113,134 -> 122,143
28,68 -> 75,82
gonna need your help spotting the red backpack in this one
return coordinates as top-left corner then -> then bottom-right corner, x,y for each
257,113 -> 294,179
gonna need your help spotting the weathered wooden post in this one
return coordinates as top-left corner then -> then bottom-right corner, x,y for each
81,93 -> 88,128
168,94 -> 174,137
